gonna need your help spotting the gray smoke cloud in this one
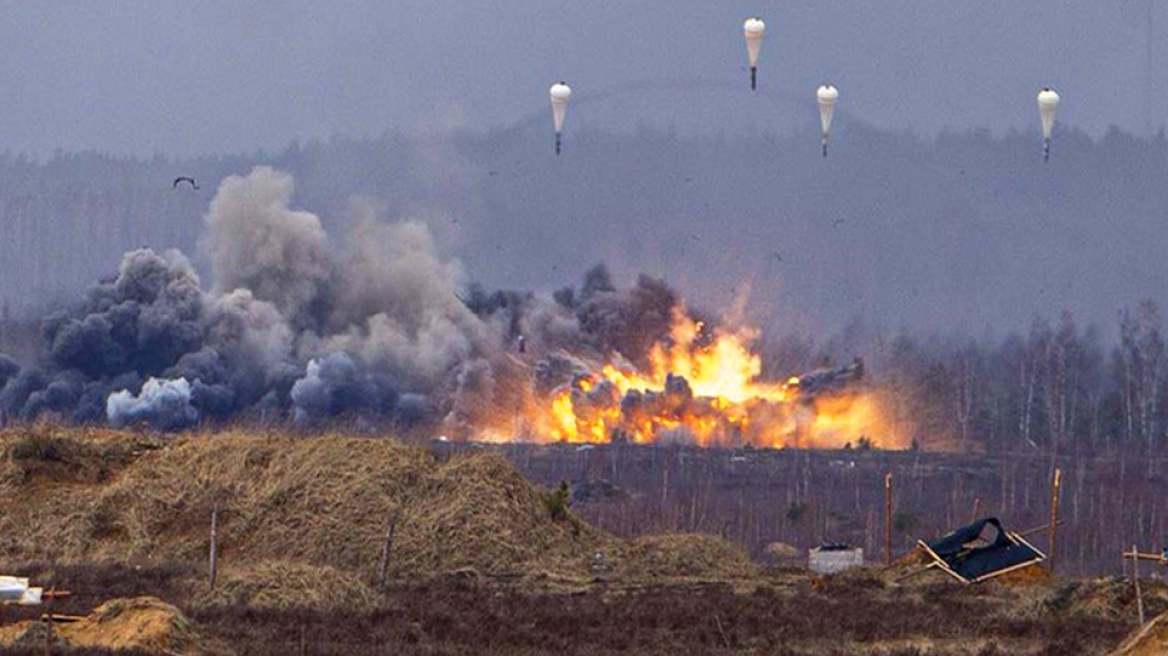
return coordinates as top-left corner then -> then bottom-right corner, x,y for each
106,377 -> 198,430
316,216 -> 494,390
289,352 -> 398,424
201,166 -> 332,328
0,166 -> 688,434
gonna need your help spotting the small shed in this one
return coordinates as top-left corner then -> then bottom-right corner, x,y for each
809,544 -> 864,574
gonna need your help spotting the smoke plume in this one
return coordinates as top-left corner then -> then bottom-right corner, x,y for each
107,377 -> 198,430
0,166 -> 687,434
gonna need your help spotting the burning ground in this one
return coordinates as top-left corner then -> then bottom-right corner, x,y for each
0,166 -> 895,448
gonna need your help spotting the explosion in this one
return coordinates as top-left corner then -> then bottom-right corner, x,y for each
0,166 -> 902,450
528,310 -> 900,449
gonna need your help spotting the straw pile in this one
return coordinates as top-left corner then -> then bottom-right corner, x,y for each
0,427 -> 615,580
0,425 -> 154,487
613,534 -> 759,580
0,425 -> 769,608
1111,610 -> 1168,656
202,561 -> 378,611
1056,577 -> 1168,620
990,563 -> 1052,587
0,596 -> 206,655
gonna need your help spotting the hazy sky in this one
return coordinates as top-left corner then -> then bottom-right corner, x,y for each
0,1 -> 1161,156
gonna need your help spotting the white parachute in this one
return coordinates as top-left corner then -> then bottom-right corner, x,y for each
1037,87 -> 1060,162
550,82 -> 572,155
817,85 -> 839,157
743,18 -> 766,91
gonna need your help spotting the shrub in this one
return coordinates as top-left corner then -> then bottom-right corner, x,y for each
544,480 -> 571,521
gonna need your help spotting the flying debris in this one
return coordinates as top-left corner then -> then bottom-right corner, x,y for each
1037,87 -> 1060,163
172,176 -> 200,190
549,82 -> 572,155
743,17 -> 766,90
816,84 -> 839,157
782,358 -> 864,400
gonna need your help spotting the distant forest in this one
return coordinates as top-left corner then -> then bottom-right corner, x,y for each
2,121 -> 1168,453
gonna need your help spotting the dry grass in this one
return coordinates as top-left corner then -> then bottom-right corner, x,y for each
1111,609 -> 1168,656
1049,577 -> 1168,621
0,426 -> 754,590
0,596 -> 208,655
609,534 -> 759,581
200,561 -> 379,612
0,425 -> 1148,655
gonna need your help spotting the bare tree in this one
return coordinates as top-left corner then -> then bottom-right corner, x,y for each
1119,302 -> 1165,451
954,341 -> 979,443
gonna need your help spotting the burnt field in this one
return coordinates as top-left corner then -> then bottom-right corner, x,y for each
463,442 -> 1168,578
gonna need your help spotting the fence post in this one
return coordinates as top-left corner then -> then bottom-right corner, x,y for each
1133,545 -> 1146,625
884,472 -> 893,566
377,512 -> 399,590
210,504 -> 219,590
1049,469 -> 1061,573
43,586 -> 54,656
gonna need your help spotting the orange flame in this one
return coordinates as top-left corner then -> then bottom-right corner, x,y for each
534,310 -> 902,449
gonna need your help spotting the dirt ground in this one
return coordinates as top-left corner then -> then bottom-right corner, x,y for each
0,427 -> 1156,654
0,560 -> 1151,655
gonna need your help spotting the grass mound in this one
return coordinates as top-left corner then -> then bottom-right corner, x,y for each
0,426 -> 154,486
992,562 -> 1052,587
1111,609 -> 1168,656
0,428 -> 621,581
1052,577 -> 1168,620
203,561 -> 378,612
0,596 -> 206,655
614,534 -> 759,580
0,426 -> 770,592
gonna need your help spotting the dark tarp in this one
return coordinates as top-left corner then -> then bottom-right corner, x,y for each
920,517 -> 1045,583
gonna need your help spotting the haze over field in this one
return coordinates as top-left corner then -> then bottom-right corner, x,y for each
0,1 -> 1165,335
1,3 -> 1168,449
0,1 -> 1165,155
1,126 -> 1166,339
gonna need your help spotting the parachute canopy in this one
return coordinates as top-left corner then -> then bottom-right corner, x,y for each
549,82 -> 572,155
816,85 -> 839,157
817,85 -> 839,135
1037,87 -> 1060,162
1041,87 -> 1060,138
1037,87 -> 1060,140
549,82 -> 572,134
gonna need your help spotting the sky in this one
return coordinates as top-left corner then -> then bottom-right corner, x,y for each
1,1 -> 1167,342
0,1 -> 1161,157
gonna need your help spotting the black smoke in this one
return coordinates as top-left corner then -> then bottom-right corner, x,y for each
0,167 -> 687,433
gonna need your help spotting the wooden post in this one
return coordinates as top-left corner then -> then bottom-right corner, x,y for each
1133,544 -> 1146,625
1049,468 -> 1062,573
713,614 -> 730,648
884,472 -> 893,566
209,504 -> 219,590
377,512 -> 399,589
299,623 -> 307,656
970,497 -> 981,523
43,586 -> 54,656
